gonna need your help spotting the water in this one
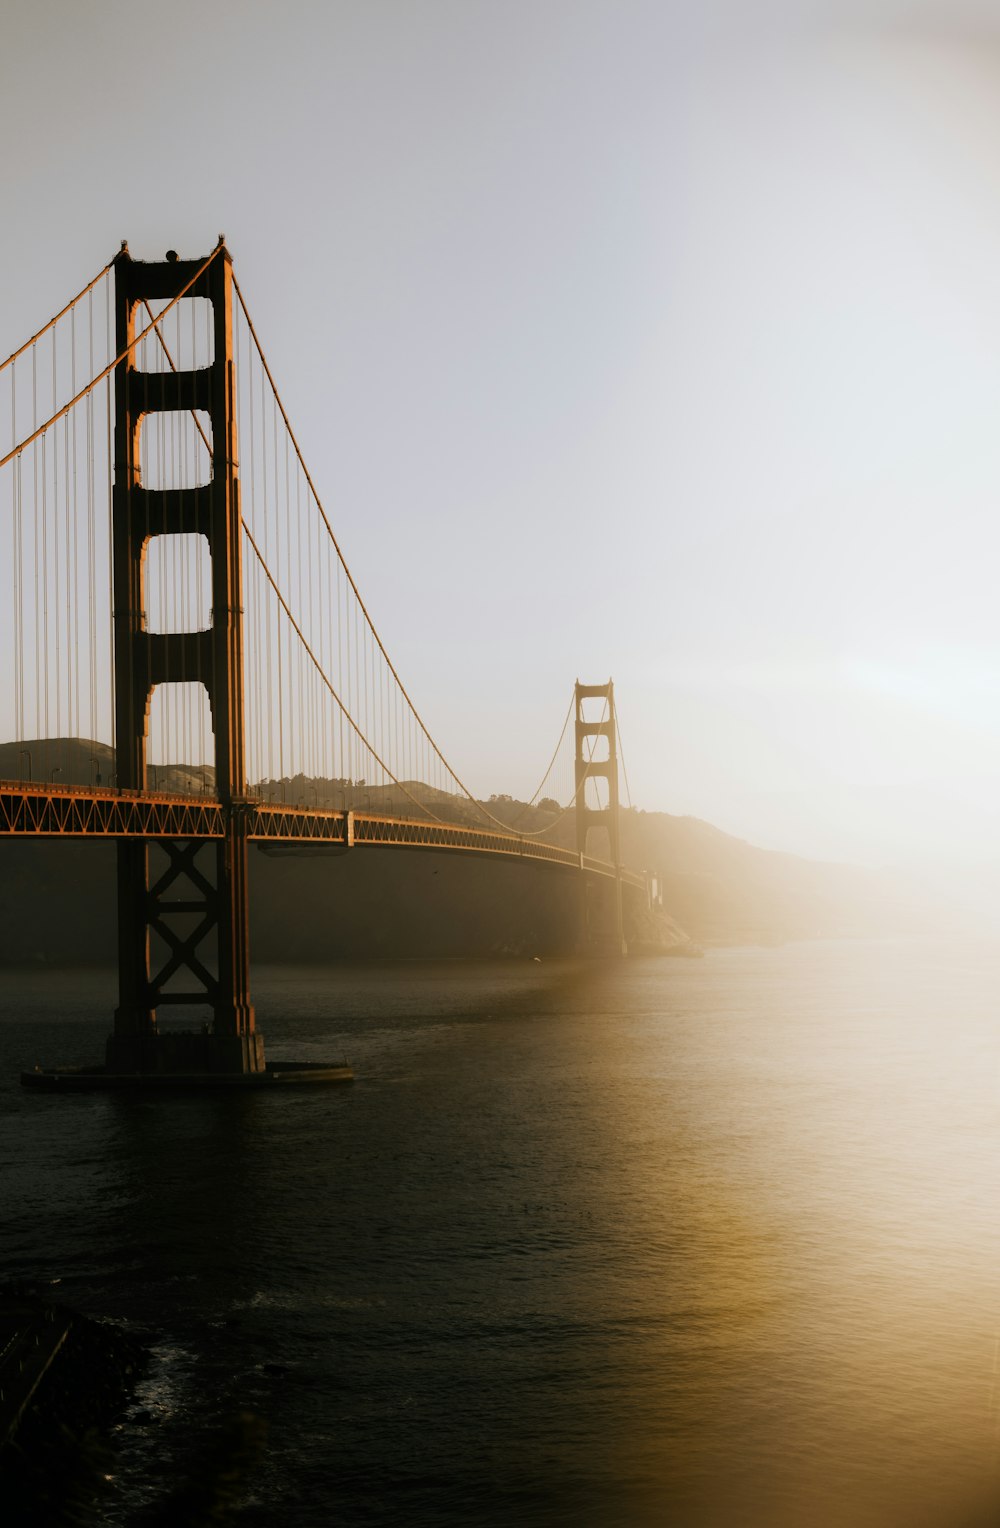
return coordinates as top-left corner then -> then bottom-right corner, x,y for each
2,941 -> 1000,1526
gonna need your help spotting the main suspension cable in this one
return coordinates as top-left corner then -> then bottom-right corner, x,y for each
0,258 -> 114,376
516,691 -> 611,839
231,272 -> 532,835
0,244 -> 223,474
241,519 -> 442,822
615,707 -> 633,810
140,299 -> 435,816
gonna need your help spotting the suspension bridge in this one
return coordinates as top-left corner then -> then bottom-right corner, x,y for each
0,240 -> 657,1084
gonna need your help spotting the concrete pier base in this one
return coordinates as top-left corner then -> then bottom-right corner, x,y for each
23,1025 -> 352,1092
21,1058 -> 353,1091
104,1029 -> 267,1077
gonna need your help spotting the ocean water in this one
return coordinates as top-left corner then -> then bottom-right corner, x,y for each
2,941 -> 1000,1526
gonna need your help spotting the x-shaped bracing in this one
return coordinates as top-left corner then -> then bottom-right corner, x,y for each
146,840 -> 220,1006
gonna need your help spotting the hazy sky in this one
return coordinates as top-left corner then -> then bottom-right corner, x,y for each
3,0 -> 1000,872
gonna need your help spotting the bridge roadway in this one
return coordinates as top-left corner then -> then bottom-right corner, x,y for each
0,781 -> 646,890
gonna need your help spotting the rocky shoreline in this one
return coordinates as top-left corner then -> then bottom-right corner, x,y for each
0,1288 -> 146,1526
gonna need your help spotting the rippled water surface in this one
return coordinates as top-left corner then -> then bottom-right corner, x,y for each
3,940 -> 1000,1526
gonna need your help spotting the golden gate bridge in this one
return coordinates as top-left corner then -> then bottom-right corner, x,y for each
0,240 -> 653,1086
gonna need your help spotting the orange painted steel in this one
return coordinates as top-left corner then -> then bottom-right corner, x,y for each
0,783 -> 644,889
0,782 -> 224,839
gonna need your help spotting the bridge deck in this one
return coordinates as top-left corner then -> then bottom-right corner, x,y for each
0,783 -> 645,889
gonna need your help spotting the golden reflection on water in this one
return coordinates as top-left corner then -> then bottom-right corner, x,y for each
567,940 -> 1000,1527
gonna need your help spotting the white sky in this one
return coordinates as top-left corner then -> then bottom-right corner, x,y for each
3,0 -> 1000,872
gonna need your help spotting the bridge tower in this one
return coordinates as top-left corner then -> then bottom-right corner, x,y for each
107,242 -> 263,1075
575,681 -> 626,956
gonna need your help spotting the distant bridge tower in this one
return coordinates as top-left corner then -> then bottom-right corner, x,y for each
575,680 -> 626,956
107,242 -> 262,1075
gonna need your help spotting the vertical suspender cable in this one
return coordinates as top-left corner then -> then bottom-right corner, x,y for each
71,304 -> 80,741
87,289 -> 96,751
106,283 -> 115,767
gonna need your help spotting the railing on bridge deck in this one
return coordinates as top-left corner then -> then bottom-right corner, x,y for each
0,781 -> 646,891
0,780 -> 225,839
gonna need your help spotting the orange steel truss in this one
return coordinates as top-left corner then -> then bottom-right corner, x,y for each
0,783 -> 644,890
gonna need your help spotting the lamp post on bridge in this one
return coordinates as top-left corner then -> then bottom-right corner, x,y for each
18,748 -> 31,783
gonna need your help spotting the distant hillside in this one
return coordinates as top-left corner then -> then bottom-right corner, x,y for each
469,795 -> 939,945
0,739 -> 212,796
0,739 -> 941,962
621,811 -> 935,945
